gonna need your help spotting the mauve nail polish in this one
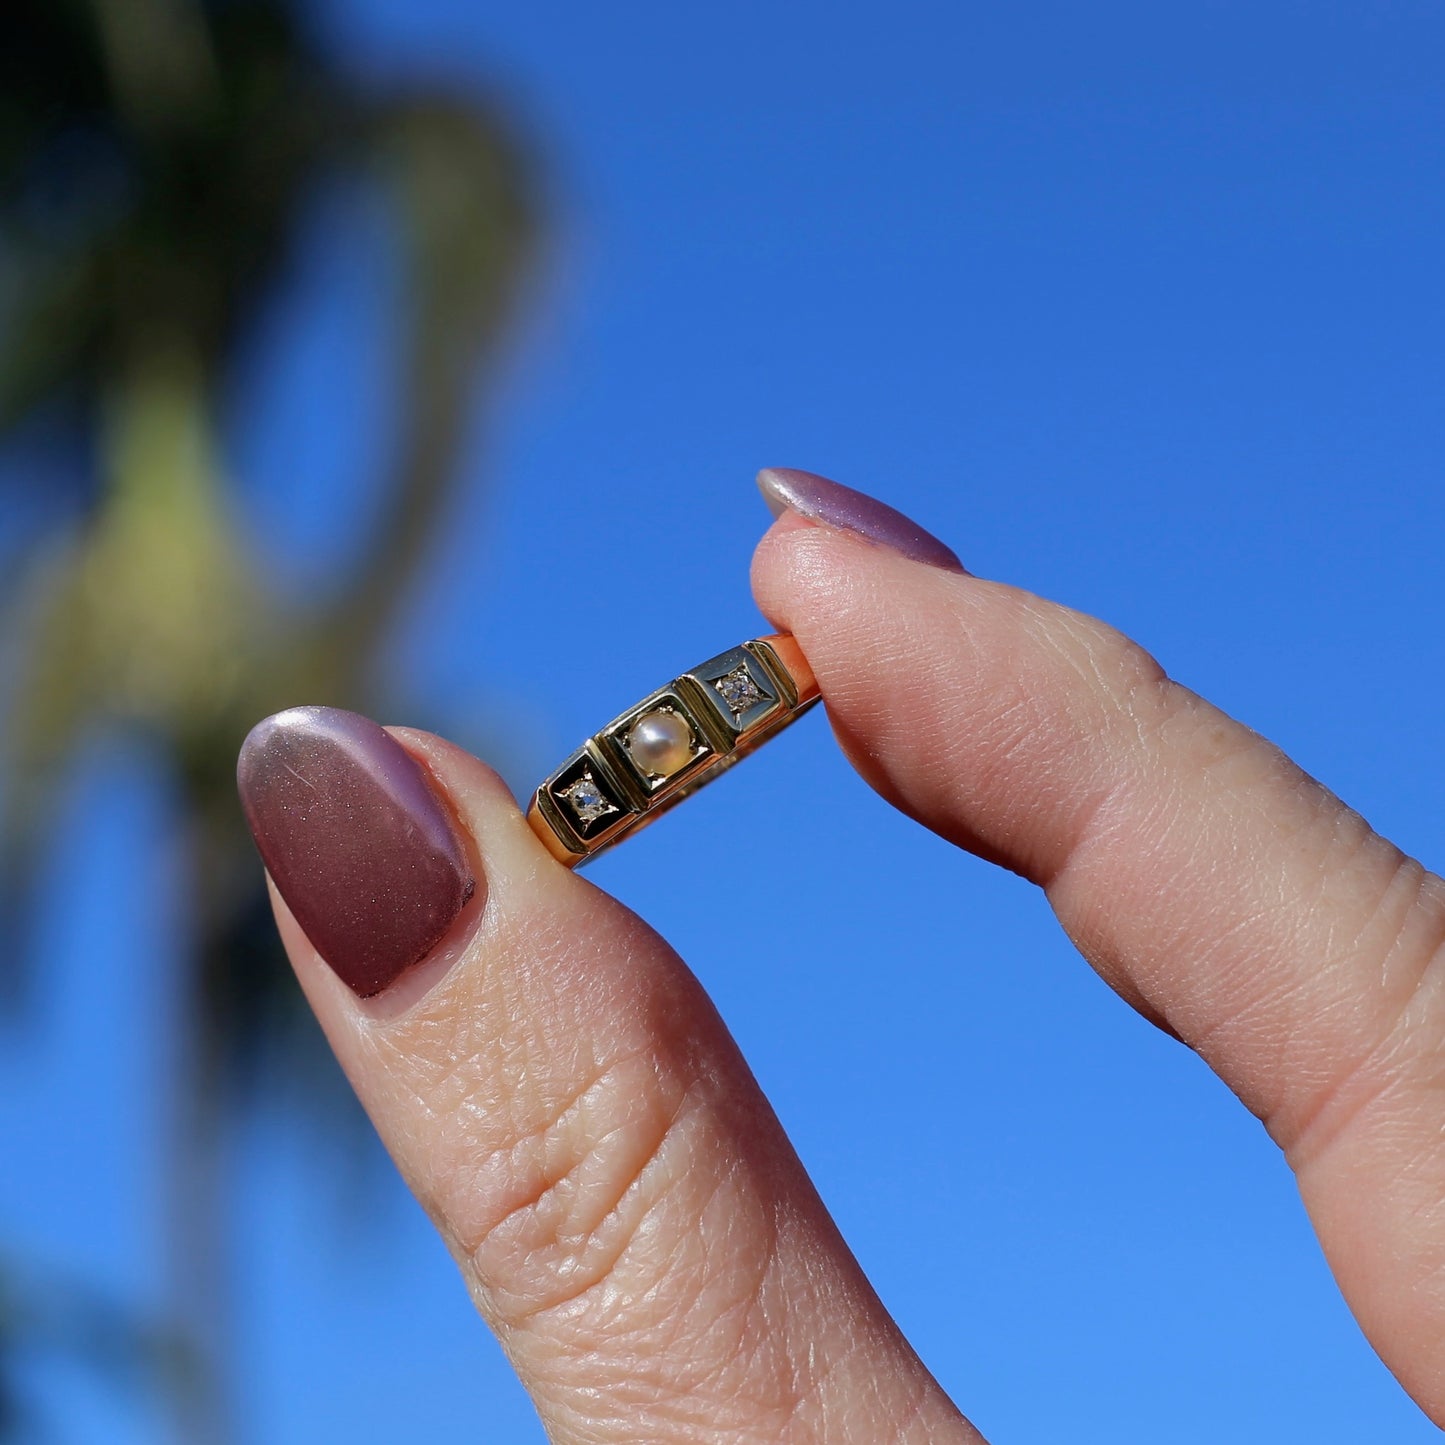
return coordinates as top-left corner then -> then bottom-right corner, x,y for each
755,467 -> 966,573
237,706 -> 477,998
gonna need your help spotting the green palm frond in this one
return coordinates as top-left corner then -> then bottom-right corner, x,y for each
321,90 -> 537,667
0,0 -> 537,1014
0,0 -> 540,1437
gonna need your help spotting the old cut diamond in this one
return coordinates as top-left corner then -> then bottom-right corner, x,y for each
559,771 -> 617,825
713,664 -> 767,718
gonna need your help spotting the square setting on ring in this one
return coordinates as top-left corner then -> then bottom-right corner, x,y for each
686,647 -> 780,737
547,753 -> 633,845
603,689 -> 713,795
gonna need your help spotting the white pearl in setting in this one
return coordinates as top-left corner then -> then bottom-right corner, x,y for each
625,709 -> 694,778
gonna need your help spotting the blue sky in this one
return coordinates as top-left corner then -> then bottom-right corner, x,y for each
5,2 -> 1445,1440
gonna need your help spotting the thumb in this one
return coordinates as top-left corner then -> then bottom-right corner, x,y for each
237,704 -> 981,1444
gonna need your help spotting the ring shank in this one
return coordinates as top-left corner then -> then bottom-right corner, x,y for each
526,634 -> 819,868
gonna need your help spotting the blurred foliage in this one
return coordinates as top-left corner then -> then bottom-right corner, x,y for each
0,1253 -> 193,1438
0,0 -> 536,1438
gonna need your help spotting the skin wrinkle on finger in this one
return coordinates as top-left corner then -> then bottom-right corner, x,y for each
527,1118 -> 951,1442
578,1159 -> 773,1360
1068,699 -> 1445,1166
524,1169 -> 800,1437
513,1175 -> 930,1444
467,1063 -> 711,1327
1286,868 -> 1445,1170
276,726 -> 980,1444
1054,738 -> 1337,1090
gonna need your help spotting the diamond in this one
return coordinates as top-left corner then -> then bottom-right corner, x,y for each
712,664 -> 767,718
559,771 -> 617,825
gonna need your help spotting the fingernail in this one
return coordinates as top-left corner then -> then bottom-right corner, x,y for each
755,467 -> 966,573
236,706 -> 478,998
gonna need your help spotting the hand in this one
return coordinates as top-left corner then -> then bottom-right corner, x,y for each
237,467 -> 1445,1441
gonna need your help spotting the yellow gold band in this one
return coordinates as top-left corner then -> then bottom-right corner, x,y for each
526,634 -> 819,868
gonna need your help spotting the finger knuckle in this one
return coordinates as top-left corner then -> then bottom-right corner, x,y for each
456,1046 -> 705,1327
1276,856 -> 1445,1167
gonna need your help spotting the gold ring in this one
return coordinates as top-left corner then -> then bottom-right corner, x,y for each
527,634 -> 820,868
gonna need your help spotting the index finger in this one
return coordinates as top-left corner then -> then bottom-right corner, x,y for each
751,467 -> 1445,1426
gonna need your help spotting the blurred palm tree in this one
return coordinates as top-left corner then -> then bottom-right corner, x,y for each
0,0 -> 535,1438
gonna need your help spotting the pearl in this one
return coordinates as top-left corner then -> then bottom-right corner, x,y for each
626,709 -> 694,778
